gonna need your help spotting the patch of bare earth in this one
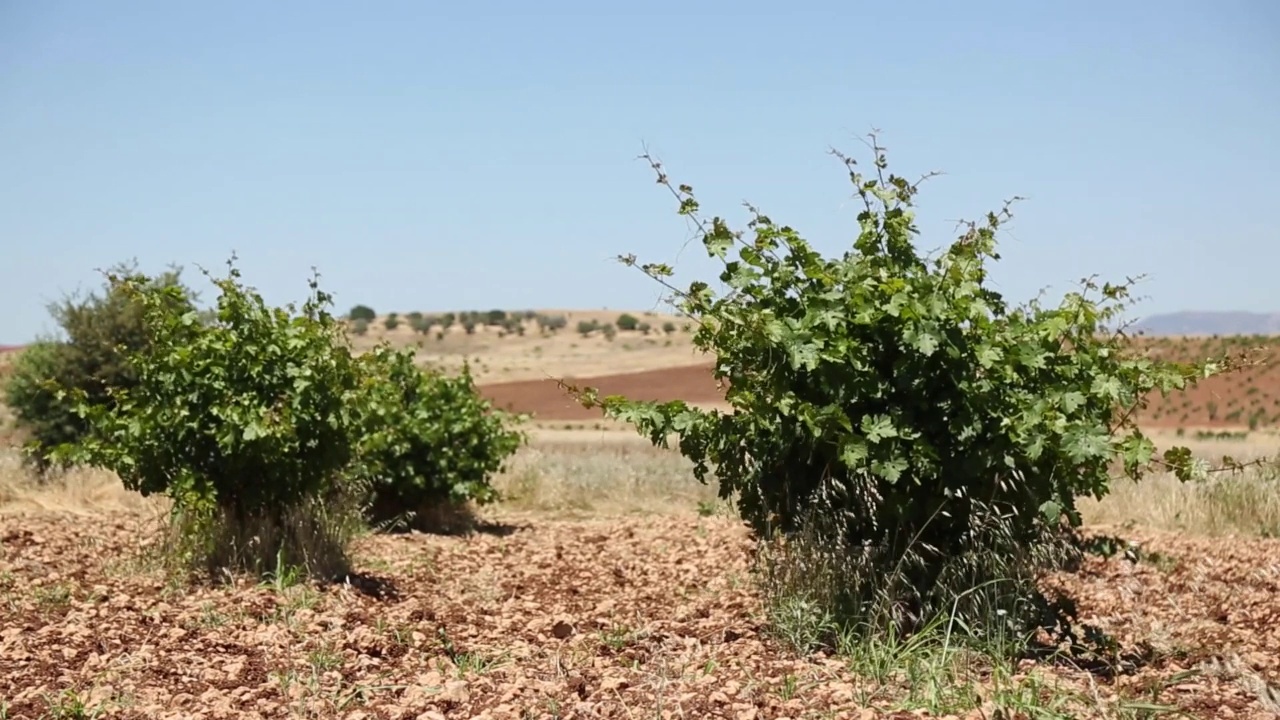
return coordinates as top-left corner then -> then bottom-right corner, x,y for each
1042,529 -> 1280,717
478,364 -> 722,421
2,510 -> 1279,719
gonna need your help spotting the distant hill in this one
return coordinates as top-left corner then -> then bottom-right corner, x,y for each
1132,311 -> 1280,337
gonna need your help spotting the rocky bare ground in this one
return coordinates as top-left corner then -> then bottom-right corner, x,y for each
2,511 -> 1279,719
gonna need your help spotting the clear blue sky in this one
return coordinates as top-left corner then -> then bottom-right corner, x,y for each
2,1 -> 1277,345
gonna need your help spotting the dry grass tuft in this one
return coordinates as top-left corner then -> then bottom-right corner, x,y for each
492,432 -> 719,517
6,428 -> 1277,541
1080,432 -> 1280,537
0,449 -> 159,517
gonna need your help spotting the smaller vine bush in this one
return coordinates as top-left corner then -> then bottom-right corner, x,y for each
349,345 -> 526,532
49,257 -> 528,580
53,258 -> 363,579
563,136 -> 1253,644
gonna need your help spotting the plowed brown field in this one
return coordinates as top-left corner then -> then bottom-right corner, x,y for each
4,512 -> 1280,718
479,364 -> 725,421
478,338 -> 1280,431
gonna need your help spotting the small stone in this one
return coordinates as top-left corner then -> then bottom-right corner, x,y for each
440,679 -> 470,704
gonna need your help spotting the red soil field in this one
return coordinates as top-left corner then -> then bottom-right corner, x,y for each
480,338 -> 1280,430
479,363 -> 725,421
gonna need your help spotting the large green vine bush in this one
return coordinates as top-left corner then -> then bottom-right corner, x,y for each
565,138 -> 1238,643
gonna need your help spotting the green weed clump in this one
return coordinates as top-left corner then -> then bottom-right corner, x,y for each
566,135 -> 1242,649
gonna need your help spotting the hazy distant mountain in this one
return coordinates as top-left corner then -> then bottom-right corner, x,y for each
1132,311 -> 1280,336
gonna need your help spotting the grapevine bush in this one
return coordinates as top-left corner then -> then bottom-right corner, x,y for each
55,259 -> 367,578
50,258 -> 529,577
349,345 -> 526,532
566,137 -> 1231,641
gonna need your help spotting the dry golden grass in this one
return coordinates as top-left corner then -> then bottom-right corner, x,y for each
492,434 -> 722,518
3,425 -> 1276,542
0,432 -> 721,521
1079,429 -> 1280,536
1082,465 -> 1280,536
0,450 -> 161,517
